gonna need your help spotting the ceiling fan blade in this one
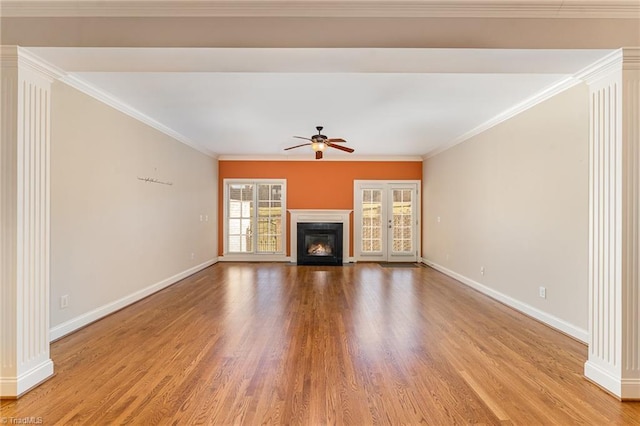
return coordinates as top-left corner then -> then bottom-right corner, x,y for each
326,138 -> 346,143
328,143 -> 354,153
293,136 -> 313,141
316,151 -> 323,160
284,143 -> 311,151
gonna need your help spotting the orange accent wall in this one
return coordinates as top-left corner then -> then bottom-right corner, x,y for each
218,160 -> 423,257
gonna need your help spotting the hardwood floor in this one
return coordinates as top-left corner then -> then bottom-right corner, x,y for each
2,263 -> 639,425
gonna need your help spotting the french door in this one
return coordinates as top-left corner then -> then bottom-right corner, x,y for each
354,180 -> 420,262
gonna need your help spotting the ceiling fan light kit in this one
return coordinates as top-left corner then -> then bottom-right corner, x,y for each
311,141 -> 326,152
285,126 -> 354,160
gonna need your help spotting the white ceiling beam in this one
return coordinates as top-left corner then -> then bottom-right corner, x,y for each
2,0 -> 639,19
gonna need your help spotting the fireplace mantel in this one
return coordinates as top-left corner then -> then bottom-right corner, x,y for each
289,209 -> 351,264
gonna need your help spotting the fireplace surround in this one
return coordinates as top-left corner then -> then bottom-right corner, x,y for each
288,209 -> 351,264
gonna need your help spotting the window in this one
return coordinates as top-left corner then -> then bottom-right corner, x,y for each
225,179 -> 286,255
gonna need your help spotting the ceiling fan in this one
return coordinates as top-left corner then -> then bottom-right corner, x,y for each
284,126 -> 354,159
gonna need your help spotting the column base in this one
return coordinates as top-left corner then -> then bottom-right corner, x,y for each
585,360 -> 640,401
0,359 -> 54,399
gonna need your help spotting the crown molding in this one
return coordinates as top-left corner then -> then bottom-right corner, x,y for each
423,47 -> 639,159
16,47 -> 67,81
423,75 -> 582,159
2,0 -> 639,18
573,47 -> 639,84
59,74 -> 216,157
574,49 -> 624,83
2,45 -> 217,158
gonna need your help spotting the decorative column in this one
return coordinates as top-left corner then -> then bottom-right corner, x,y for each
1,46 -> 57,397
582,48 -> 640,400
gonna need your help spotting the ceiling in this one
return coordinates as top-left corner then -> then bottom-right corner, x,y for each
27,46 -> 613,159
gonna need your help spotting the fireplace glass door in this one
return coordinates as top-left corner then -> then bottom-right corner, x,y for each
297,223 -> 343,265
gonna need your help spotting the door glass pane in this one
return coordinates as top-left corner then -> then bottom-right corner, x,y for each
228,235 -> 241,252
391,188 -> 413,253
228,184 -> 254,253
361,189 -> 383,253
256,184 -> 283,253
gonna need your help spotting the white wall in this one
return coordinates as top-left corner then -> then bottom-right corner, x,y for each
50,82 -> 218,339
422,83 -> 589,340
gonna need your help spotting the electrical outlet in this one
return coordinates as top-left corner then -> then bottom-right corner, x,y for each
539,286 -> 546,299
191,252 -> 195,260
60,295 -> 69,309
480,266 -> 485,275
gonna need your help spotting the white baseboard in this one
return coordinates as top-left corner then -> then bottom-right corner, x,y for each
423,260 -> 589,343
49,259 -> 217,341
0,359 -> 54,398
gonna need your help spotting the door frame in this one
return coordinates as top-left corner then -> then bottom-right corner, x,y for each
353,180 -> 421,262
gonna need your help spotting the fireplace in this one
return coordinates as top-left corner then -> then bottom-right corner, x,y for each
297,222 -> 343,265
289,209 -> 351,264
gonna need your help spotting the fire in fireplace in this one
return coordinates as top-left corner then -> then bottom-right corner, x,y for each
308,241 -> 333,255
297,222 -> 343,265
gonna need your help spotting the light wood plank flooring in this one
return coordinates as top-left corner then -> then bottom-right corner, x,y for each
2,263 -> 639,424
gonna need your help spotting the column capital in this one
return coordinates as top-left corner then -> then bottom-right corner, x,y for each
576,47 -> 640,85
1,45 -> 65,81
621,47 -> 640,70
